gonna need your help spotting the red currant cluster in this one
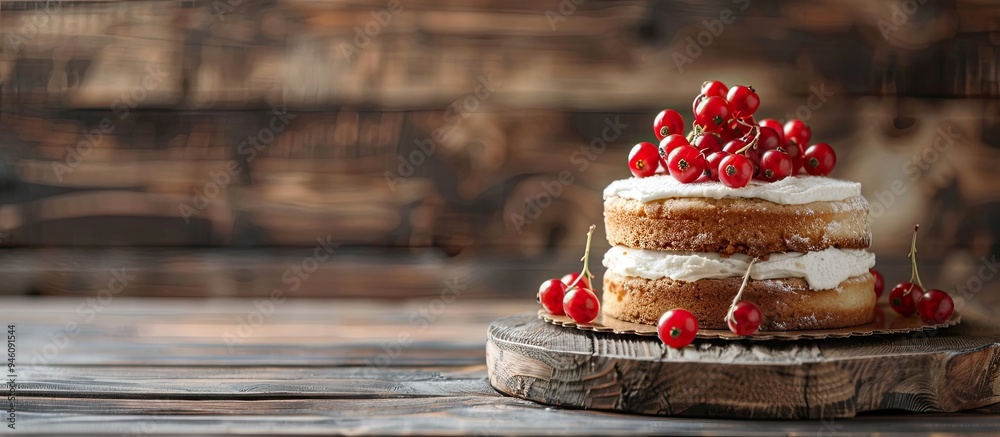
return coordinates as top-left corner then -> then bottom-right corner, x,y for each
870,225 -> 955,324
537,226 -> 766,348
537,225 -> 602,324
628,81 -> 837,188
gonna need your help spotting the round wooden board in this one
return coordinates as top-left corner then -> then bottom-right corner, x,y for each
486,312 -> 1000,419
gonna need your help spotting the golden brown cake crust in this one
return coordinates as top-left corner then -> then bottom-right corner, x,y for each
604,195 -> 871,258
602,271 -> 876,330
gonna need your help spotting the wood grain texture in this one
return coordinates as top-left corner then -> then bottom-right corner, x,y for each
17,395 -> 1000,436
2,0 -> 1000,266
487,313 -> 1000,419
2,298 -> 1000,434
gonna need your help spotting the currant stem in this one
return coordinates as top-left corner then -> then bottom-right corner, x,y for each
568,225 -> 597,291
908,224 -> 923,289
725,257 -> 758,323
686,124 -> 704,143
735,126 -> 760,155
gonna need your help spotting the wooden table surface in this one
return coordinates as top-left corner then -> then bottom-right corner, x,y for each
4,297 -> 1000,436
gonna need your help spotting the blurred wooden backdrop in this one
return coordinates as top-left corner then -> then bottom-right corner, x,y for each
0,0 -> 998,306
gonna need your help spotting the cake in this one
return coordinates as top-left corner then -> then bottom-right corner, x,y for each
600,174 -> 876,330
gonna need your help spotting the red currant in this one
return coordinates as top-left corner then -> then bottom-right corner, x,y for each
783,119 -> 811,146
757,126 -> 783,151
758,119 -> 786,147
727,301 -> 762,336
666,145 -> 706,184
653,109 -> 685,140
758,150 -> 792,182
891,224 -> 933,316
700,80 -> 728,99
692,94 -> 706,116
784,142 -> 803,175
889,282 -> 922,316
870,268 -> 884,299
561,272 -> 591,290
538,279 -> 568,315
912,286 -> 923,306
917,289 -> 954,324
718,125 -> 741,143
628,142 -> 659,178
694,96 -> 731,131
803,143 -> 836,176
563,287 -> 600,324
658,134 -> 690,158
734,116 -> 757,136
723,139 -> 759,173
692,133 -> 724,155
705,151 -> 730,181
656,308 -> 698,348
726,85 -> 760,118
872,306 -> 886,329
718,154 -> 753,188
722,138 -> 747,153
722,138 -> 758,161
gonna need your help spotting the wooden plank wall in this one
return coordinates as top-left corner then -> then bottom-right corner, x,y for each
0,0 -> 998,299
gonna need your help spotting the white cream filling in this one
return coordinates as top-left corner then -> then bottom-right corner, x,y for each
602,246 -> 875,291
603,174 -> 861,205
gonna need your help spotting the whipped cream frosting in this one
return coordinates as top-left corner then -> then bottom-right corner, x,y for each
603,175 -> 861,205
603,246 -> 875,290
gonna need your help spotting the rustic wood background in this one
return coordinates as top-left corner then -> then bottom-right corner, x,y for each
0,0 -> 998,306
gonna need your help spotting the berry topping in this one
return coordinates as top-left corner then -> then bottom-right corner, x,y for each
666,145 -> 706,184
758,149 -> 792,182
624,81 -> 838,185
692,94 -> 707,116
561,272 -> 591,291
628,142 -> 660,178
722,138 -> 759,169
700,80 -> 728,99
758,119 -> 786,146
658,134 -> 691,158
728,301 -> 763,336
721,137 -> 748,154
718,125 -> 741,143
870,268 -> 884,299
705,151 -> 730,181
561,225 -> 601,324
726,85 -> 760,118
694,96 -> 731,131
563,287 -> 600,324
537,279 -> 567,315
725,257 -> 763,336
783,119 -> 812,146
756,126 -> 783,151
657,308 -> 699,348
718,154 -> 754,188
692,132 -> 724,155
803,142 -> 836,176
737,115 -> 757,128
784,141 -> 803,174
653,109 -> 685,140
889,282 -> 921,316
917,289 -> 954,324
889,225 -> 945,317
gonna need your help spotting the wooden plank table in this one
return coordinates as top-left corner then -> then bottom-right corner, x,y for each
3,297 -> 1000,435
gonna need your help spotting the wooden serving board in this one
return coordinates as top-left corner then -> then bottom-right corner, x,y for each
486,312 -> 1000,419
